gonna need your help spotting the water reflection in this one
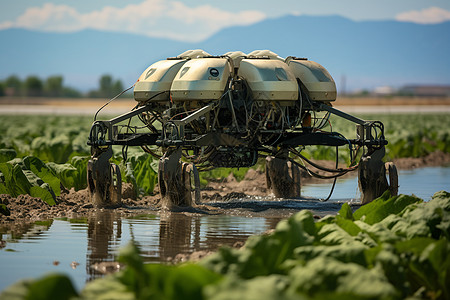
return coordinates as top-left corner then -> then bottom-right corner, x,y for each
80,210 -> 281,283
158,212 -> 196,260
1,166 -> 448,291
86,211 -> 122,281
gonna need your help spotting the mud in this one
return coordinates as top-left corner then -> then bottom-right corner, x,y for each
1,151 -> 450,227
392,150 -> 450,169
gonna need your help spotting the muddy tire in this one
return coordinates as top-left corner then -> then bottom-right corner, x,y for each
158,148 -> 194,208
87,146 -> 122,208
358,148 -> 394,204
88,159 -> 110,207
265,156 -> 301,198
109,163 -> 122,207
182,162 -> 201,205
385,162 -> 398,197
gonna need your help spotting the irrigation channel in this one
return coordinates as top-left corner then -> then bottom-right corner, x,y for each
1,166 -> 449,292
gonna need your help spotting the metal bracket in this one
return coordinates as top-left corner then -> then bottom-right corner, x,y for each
170,102 -> 214,138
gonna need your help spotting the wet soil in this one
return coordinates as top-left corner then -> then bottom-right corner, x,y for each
1,151 -> 450,228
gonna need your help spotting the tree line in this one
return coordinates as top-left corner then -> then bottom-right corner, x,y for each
0,74 -> 126,98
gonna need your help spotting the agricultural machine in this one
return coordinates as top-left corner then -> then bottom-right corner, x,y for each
87,49 -> 398,207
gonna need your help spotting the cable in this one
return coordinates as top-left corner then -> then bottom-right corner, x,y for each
289,158 -> 356,180
320,146 -> 339,202
289,147 -> 357,173
94,83 -> 136,121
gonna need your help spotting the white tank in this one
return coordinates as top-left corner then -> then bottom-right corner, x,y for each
238,58 -> 298,101
247,50 -> 284,61
177,49 -> 211,59
170,57 -> 232,102
286,57 -> 336,102
134,58 -> 188,102
133,49 -> 211,102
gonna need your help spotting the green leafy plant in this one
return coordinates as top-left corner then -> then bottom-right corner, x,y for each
0,157 -> 58,205
3,191 -> 449,299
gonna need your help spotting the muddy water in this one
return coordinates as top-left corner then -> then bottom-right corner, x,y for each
1,166 -> 449,292
0,212 -> 287,291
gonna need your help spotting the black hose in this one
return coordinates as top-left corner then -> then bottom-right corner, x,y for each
320,146 -> 339,202
94,84 -> 136,121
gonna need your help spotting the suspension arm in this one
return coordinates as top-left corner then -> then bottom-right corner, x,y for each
315,102 -> 388,150
88,105 -> 157,148
315,102 -> 366,126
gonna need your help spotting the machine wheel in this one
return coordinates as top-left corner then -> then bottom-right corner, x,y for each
265,156 -> 301,198
109,163 -> 122,207
158,148 -> 196,208
87,147 -> 122,207
358,148 -> 399,204
385,162 -> 399,197
182,162 -> 201,205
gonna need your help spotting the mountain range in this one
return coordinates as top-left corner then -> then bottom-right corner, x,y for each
1,15 -> 449,92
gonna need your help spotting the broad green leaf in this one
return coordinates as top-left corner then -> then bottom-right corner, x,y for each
114,241 -> 221,300
46,162 -> 79,190
288,257 -> 397,299
204,274 -> 295,300
25,273 -> 78,300
369,245 -> 410,296
0,163 -> 14,195
294,244 -> 368,267
391,192 -> 450,239
23,156 -> 60,196
126,153 -> 157,195
395,237 -> 436,256
152,264 -> 222,300
314,214 -> 336,232
335,218 -> 361,236
0,279 -> 33,300
318,223 -> 364,246
337,202 -> 354,220
30,135 -> 74,163
30,185 -> 56,206
355,221 -> 402,244
9,164 -> 33,196
353,193 -> 422,225
69,156 -> 89,190
82,273 -> 134,300
0,182 -> 8,194
0,148 -> 16,163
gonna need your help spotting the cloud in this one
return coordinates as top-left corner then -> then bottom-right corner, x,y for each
0,0 -> 265,41
396,6 -> 450,24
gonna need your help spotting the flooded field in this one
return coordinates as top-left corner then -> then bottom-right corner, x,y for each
1,166 -> 449,292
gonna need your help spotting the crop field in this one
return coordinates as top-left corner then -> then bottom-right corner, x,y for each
1,112 -> 450,299
1,113 -> 450,202
2,191 -> 450,299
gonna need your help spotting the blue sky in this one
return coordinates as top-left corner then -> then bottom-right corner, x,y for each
1,0 -> 450,41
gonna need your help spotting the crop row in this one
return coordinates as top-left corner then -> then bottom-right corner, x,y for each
1,113 -> 449,199
1,190 -> 449,299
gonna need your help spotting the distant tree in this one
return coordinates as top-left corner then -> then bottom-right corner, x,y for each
0,82 -> 5,96
92,74 -> 125,98
112,79 -> 124,96
5,75 -> 22,96
24,76 -> 43,97
45,75 -> 64,97
99,74 -> 113,98
62,87 -> 82,98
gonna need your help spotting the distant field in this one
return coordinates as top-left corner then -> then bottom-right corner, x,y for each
1,96 -> 450,115
1,96 -> 450,105
336,96 -> 450,106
